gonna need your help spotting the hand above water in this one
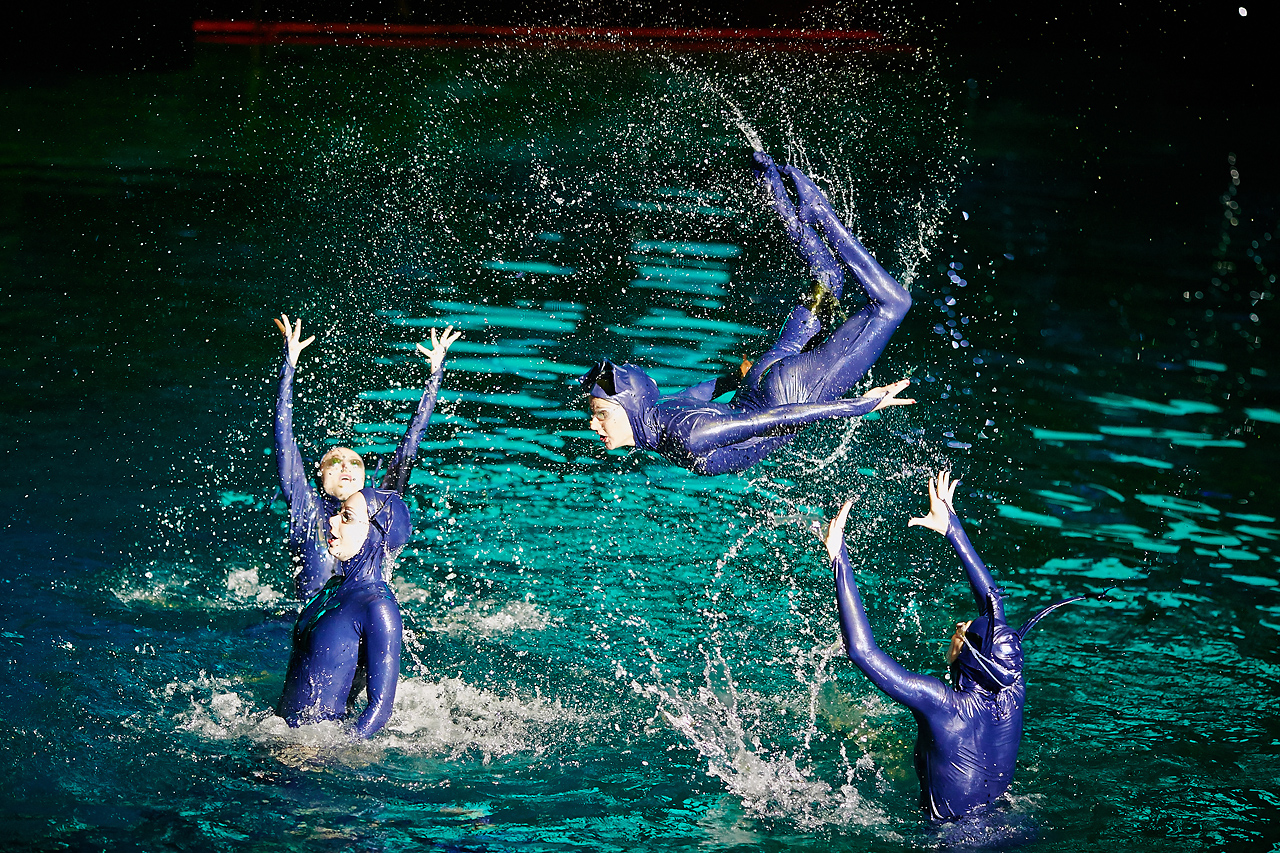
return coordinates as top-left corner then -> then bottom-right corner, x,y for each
908,470 -> 958,536
868,378 -> 916,412
415,325 -> 462,374
274,313 -> 315,368
824,499 -> 854,563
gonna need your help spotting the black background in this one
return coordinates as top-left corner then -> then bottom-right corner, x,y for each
4,1 -> 1276,192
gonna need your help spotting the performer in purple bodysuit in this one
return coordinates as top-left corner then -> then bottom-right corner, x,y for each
277,486 -> 409,739
581,154 -> 914,475
824,471 -> 1105,819
273,314 -> 459,599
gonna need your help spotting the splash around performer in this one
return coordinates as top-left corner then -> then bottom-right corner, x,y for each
581,154 -> 914,476
277,486 -> 410,739
824,471 -> 1105,820
274,313 -> 460,599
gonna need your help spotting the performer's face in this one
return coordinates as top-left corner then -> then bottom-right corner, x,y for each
588,397 -> 636,449
320,447 -> 365,499
327,491 -> 371,561
947,620 -> 973,663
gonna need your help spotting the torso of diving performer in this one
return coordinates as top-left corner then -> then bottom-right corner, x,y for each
583,360 -> 886,476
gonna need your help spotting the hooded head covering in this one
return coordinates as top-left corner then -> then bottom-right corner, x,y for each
579,360 -> 661,450
950,593 -> 1023,692
339,487 -> 411,583
950,590 -> 1111,693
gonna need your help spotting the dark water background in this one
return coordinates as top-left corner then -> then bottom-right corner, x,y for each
1,24 -> 1278,852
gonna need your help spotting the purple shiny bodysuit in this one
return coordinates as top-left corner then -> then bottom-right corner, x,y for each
277,487 -> 410,739
275,355 -> 441,599
832,506 -> 1101,819
581,157 -> 911,475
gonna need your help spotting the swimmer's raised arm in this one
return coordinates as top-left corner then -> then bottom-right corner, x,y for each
827,500 -> 947,712
273,313 -> 315,368
414,325 -> 462,375
681,379 -> 914,454
909,471 -> 1002,616
274,314 -> 313,509
380,325 -> 462,494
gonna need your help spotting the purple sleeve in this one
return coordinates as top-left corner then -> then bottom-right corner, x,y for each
276,354 -> 312,510
350,597 -> 403,739
833,540 -> 948,712
682,395 -> 885,454
379,364 -> 443,495
944,511 -> 1004,618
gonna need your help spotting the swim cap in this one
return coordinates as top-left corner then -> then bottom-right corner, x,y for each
952,617 -> 1022,692
951,590 -> 1111,692
361,487 -> 411,555
579,360 -> 661,449
338,488 -> 411,583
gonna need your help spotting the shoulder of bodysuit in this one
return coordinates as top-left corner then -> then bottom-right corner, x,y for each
361,582 -> 400,607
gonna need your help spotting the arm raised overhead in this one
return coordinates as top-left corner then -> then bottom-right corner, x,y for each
827,500 -> 948,712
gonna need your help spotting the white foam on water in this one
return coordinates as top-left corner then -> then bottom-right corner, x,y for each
225,566 -> 286,606
164,672 -> 278,741
393,579 -> 555,637
380,676 -> 581,761
162,670 -> 582,764
425,600 -> 555,637
114,561 -> 287,611
637,645 -> 897,833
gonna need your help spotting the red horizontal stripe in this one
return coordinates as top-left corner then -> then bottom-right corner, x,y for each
191,20 -> 907,52
194,20 -> 882,40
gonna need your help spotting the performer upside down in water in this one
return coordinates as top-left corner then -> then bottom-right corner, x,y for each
274,314 -> 460,599
824,471 -> 1105,820
580,154 -> 914,476
277,486 -> 409,739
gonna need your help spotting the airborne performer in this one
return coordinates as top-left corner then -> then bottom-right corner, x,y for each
580,154 -> 914,476
274,314 -> 460,599
824,471 -> 1105,819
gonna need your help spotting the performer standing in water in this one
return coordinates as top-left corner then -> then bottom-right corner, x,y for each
824,471 -> 1104,819
277,486 -> 410,739
580,154 -> 914,476
274,314 -> 460,599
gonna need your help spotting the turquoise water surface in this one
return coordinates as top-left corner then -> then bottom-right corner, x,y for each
1,35 -> 1278,851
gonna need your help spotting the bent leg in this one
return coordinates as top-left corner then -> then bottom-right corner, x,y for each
753,152 -> 843,295
785,165 -> 911,318
741,304 -> 821,393
753,303 -> 904,405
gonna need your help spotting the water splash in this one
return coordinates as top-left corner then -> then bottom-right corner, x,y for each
708,87 -> 764,153
382,676 -> 582,760
637,643 -> 897,831
163,671 -> 581,763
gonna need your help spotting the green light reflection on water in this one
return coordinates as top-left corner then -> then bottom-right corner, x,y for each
7,35 -> 1280,853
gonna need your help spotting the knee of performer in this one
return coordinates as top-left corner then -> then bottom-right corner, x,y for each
877,284 -> 912,318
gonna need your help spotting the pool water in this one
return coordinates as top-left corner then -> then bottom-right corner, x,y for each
1,35 -> 1278,852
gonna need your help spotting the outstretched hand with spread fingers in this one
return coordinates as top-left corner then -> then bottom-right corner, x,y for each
908,470 -> 958,535
415,325 -> 462,374
868,378 -> 916,412
274,313 -> 315,368
825,499 -> 855,563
